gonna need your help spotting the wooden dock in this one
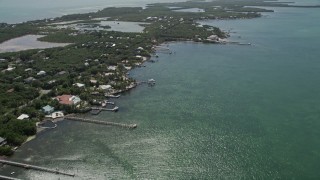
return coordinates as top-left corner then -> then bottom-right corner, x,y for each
90,106 -> 119,115
0,159 -> 75,177
105,101 -> 115,105
105,94 -> 121,98
64,116 -> 137,129
91,106 -> 119,112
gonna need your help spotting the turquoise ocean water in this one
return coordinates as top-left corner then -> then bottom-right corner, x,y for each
1,0 -> 320,179
0,0 -> 185,24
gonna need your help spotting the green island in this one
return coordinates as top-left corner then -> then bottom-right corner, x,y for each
0,0 -> 317,156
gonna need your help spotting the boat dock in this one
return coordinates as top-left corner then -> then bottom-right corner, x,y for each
90,106 -> 119,115
64,116 -> 137,129
105,101 -> 115,105
0,159 -> 75,177
105,94 -> 121,98
91,106 -> 119,112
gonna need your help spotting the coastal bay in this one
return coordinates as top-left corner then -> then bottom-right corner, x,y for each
0,35 -> 71,53
1,0 -> 320,179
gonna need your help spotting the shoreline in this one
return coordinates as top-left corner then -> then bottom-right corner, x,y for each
0,0 -> 272,157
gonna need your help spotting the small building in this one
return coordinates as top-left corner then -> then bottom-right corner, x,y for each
6,88 -> 14,93
99,85 -> 112,91
105,72 -> 114,76
47,80 -> 56,84
90,79 -> 97,84
0,137 -> 6,146
17,114 -> 29,120
2,67 -> 15,72
51,111 -> 64,119
55,95 -> 81,105
37,70 -> 46,76
207,35 -> 219,41
25,68 -> 32,72
135,55 -> 142,59
24,77 -> 36,83
107,66 -> 117,71
42,105 -> 55,115
73,83 -> 85,88
57,71 -> 67,76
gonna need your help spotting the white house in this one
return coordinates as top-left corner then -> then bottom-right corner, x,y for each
99,85 -> 112,90
25,68 -> 32,72
3,67 -> 15,72
17,114 -> 29,120
37,70 -> 46,76
207,35 -> 219,41
108,66 -> 117,71
74,83 -> 85,88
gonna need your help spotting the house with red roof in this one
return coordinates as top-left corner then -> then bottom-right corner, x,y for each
55,95 -> 81,105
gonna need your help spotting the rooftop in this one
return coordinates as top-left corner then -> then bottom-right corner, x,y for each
56,95 -> 81,105
0,137 -> 5,143
17,114 -> 29,120
42,105 -> 55,112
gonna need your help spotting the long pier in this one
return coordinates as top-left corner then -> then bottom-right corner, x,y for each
0,175 -> 21,180
64,116 -> 137,129
0,159 -> 75,177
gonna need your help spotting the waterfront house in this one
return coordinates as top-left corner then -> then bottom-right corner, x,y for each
207,35 -> 219,42
42,105 -> 55,115
17,114 -> 29,120
0,137 -> 6,146
55,95 -> 81,105
135,55 -> 142,59
99,85 -> 112,91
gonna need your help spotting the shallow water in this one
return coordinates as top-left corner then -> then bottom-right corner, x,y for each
0,35 -> 71,53
0,0 -> 186,24
100,21 -> 148,33
51,21 -> 148,33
